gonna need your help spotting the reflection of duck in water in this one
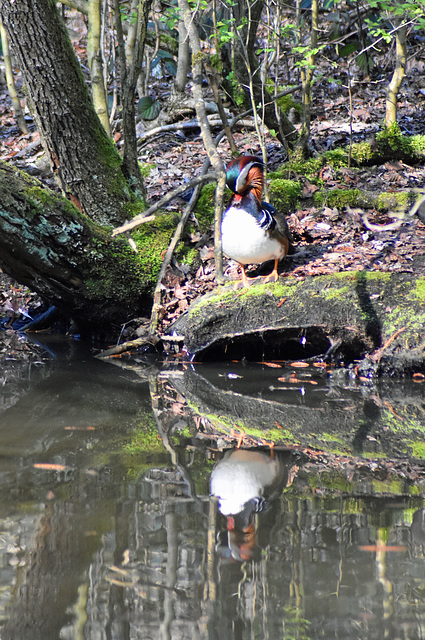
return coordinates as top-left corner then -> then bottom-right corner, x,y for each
210,449 -> 287,561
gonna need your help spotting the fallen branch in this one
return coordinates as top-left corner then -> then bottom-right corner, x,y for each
96,335 -> 159,358
362,214 -> 404,232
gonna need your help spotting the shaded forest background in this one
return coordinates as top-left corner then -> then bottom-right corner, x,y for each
0,0 -> 424,345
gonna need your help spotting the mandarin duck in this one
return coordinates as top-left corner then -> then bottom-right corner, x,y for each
221,155 -> 291,288
210,449 -> 286,560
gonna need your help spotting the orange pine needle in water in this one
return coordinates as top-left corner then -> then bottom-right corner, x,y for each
34,463 -> 66,471
64,426 -> 96,431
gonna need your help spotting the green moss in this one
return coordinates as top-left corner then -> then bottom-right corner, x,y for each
276,148 -> 349,180
383,297 -> 425,345
350,127 -> 425,165
139,162 -> 155,178
276,92 -> 302,115
93,125 -> 133,200
377,191 -> 410,212
411,442 -> 425,459
314,188 -> 364,208
188,287 -> 237,317
131,212 -> 176,286
123,426 -> 165,455
376,124 -> 425,160
320,285 -> 351,301
408,134 -> 425,156
350,141 -> 374,165
372,478 -> 405,493
320,433 -> 345,444
190,279 -> 302,314
179,245 -> 199,266
194,183 -> 217,230
411,278 -> 425,302
358,271 -> 392,282
226,71 -> 245,107
124,200 -> 147,219
24,185 -> 86,220
268,178 -> 302,214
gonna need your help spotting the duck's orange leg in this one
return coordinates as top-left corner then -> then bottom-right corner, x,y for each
263,259 -> 279,283
234,264 -> 251,290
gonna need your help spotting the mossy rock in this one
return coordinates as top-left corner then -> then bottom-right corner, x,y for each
273,148 -> 349,183
312,187 -> 415,213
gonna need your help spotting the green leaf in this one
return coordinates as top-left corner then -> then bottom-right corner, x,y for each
137,96 -> 161,121
339,41 -> 360,57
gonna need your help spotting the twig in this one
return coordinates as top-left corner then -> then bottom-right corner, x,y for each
112,172 -> 218,236
96,336 -> 158,358
148,161 -> 212,333
361,214 -> 404,232
369,326 -> 406,363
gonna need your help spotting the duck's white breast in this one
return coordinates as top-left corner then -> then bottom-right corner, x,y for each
221,207 -> 284,265
210,450 -> 282,515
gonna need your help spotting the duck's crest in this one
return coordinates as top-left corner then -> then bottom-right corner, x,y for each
226,156 -> 264,203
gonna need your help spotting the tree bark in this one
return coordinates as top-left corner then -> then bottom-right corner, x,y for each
0,19 -> 29,134
0,0 -> 136,227
0,162 -> 151,330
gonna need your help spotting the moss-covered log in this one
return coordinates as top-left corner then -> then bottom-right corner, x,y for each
0,162 -> 154,330
168,271 -> 425,375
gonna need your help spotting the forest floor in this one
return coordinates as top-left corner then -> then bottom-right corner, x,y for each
1,49 -> 425,356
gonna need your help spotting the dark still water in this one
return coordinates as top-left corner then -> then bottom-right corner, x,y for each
0,347 -> 425,640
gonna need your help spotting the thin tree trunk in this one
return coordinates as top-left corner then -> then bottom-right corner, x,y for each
174,18 -> 190,93
385,19 -> 407,128
115,0 -> 152,197
0,20 -> 28,134
228,0 -> 297,148
87,0 -> 110,134
179,0 -> 226,281
296,0 -> 318,158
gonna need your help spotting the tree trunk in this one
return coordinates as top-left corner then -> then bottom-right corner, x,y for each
0,0 -> 136,227
0,162 -> 152,330
115,0 -> 152,197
